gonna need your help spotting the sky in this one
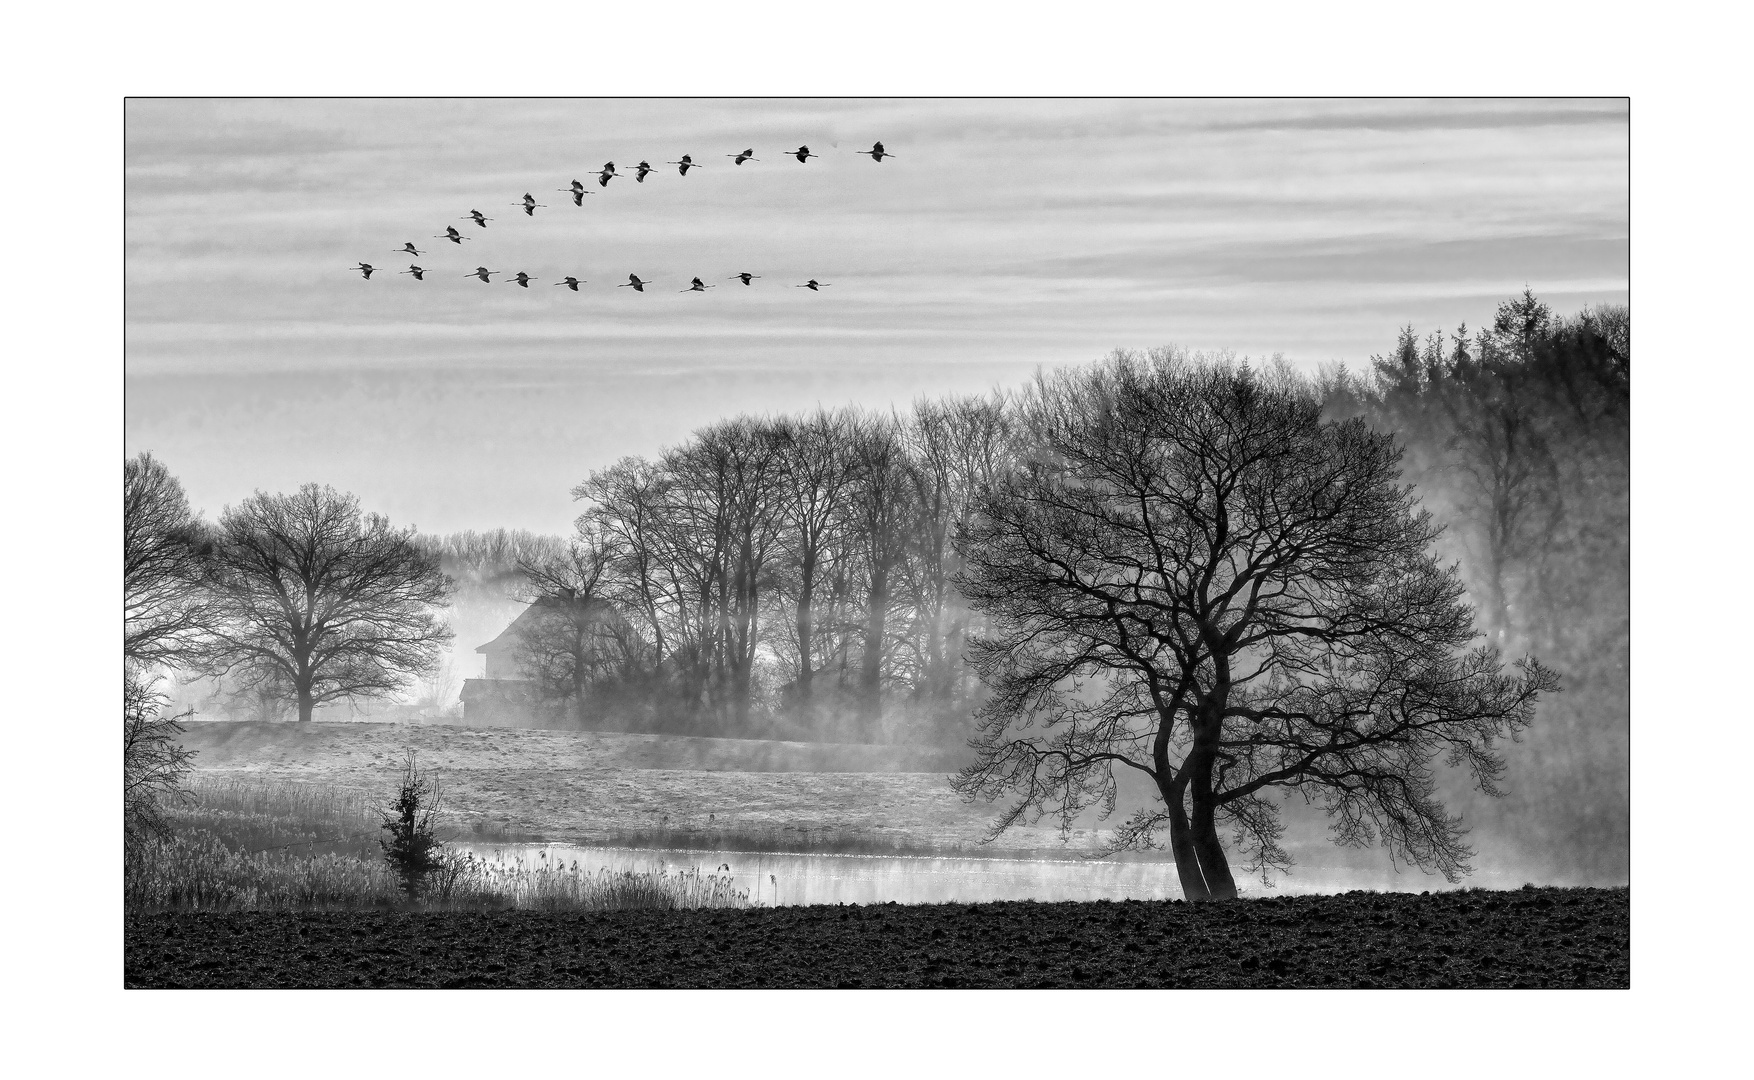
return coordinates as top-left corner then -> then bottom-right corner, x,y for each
124,98 -> 1629,536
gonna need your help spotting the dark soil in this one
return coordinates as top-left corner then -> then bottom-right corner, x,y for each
125,885 -> 1626,988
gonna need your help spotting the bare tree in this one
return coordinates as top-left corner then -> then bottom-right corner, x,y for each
513,530 -> 651,725
205,484 -> 454,722
844,414 -> 920,737
124,453 -> 217,666
770,408 -> 859,717
953,350 -> 1558,901
899,393 -> 1012,735
123,665 -> 196,850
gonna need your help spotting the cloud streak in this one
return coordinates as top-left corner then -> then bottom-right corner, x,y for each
125,98 -> 1628,532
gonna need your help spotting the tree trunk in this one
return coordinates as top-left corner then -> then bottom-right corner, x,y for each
859,568 -> 888,738
1188,790 -> 1239,900
297,687 -> 314,723
795,552 -> 816,709
1161,775 -> 1212,902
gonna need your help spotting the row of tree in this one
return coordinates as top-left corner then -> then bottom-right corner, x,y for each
506,400 -> 1012,744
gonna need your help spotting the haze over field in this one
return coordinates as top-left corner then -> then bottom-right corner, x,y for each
124,98 -> 1629,535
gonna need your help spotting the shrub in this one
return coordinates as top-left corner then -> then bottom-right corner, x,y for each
379,751 -> 446,898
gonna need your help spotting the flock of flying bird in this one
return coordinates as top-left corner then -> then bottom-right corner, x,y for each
348,141 -> 895,294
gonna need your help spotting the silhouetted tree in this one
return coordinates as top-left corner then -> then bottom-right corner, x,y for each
124,453 -> 217,665
123,665 -> 196,852
953,350 -> 1558,901
514,532 -> 652,725
204,484 -> 454,722
770,408 -> 859,718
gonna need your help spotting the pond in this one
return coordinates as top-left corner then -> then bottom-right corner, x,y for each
452,843 -> 1502,905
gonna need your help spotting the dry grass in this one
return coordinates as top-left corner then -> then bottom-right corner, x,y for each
126,776 -> 750,913
173,721 -> 1089,854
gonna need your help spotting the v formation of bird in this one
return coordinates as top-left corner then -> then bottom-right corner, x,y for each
351,141 -> 895,292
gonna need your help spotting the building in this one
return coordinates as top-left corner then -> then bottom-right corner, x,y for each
458,591 -> 625,728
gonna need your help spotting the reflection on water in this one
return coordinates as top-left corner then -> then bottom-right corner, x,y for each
453,843 -> 1526,906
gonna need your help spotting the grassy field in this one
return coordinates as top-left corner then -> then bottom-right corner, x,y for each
173,721 -> 1095,854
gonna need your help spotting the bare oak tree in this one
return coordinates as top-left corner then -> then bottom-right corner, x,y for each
953,350 -> 1558,901
205,484 -> 454,722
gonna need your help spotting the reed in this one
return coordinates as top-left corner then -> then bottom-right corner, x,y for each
126,777 -> 754,912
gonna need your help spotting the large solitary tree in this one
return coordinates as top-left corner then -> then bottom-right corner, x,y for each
952,350 -> 1557,901
205,484 -> 454,722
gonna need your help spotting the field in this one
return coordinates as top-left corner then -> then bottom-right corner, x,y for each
136,722 -> 1631,988
174,720 -> 1090,854
124,886 -> 1629,988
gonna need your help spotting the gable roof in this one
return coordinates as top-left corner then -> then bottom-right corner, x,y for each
475,594 -> 616,654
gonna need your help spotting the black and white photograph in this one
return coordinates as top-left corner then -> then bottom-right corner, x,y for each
20,7 -> 1744,1067
118,95 -> 1631,991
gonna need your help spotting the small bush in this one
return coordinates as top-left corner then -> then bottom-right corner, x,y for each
379,751 -> 446,898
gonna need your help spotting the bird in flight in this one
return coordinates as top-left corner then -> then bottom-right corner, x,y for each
351,263 -> 376,279
464,210 -> 491,228
683,276 -> 715,292
555,276 -> 584,291
435,226 -> 470,244
558,180 -> 591,206
400,265 -> 426,280
788,145 -> 817,163
466,267 -> 499,283
396,242 -> 425,257
619,274 -> 650,292
727,148 -> 758,165
597,162 -> 619,187
797,279 -> 831,291
633,161 -> 654,182
508,271 -> 533,288
669,154 -> 702,176
856,141 -> 893,162
731,273 -> 759,286
515,193 -> 545,216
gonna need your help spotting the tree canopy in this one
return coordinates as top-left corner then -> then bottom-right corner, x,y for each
205,484 -> 454,722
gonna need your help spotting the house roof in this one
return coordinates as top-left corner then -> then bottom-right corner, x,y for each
475,594 -> 615,653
